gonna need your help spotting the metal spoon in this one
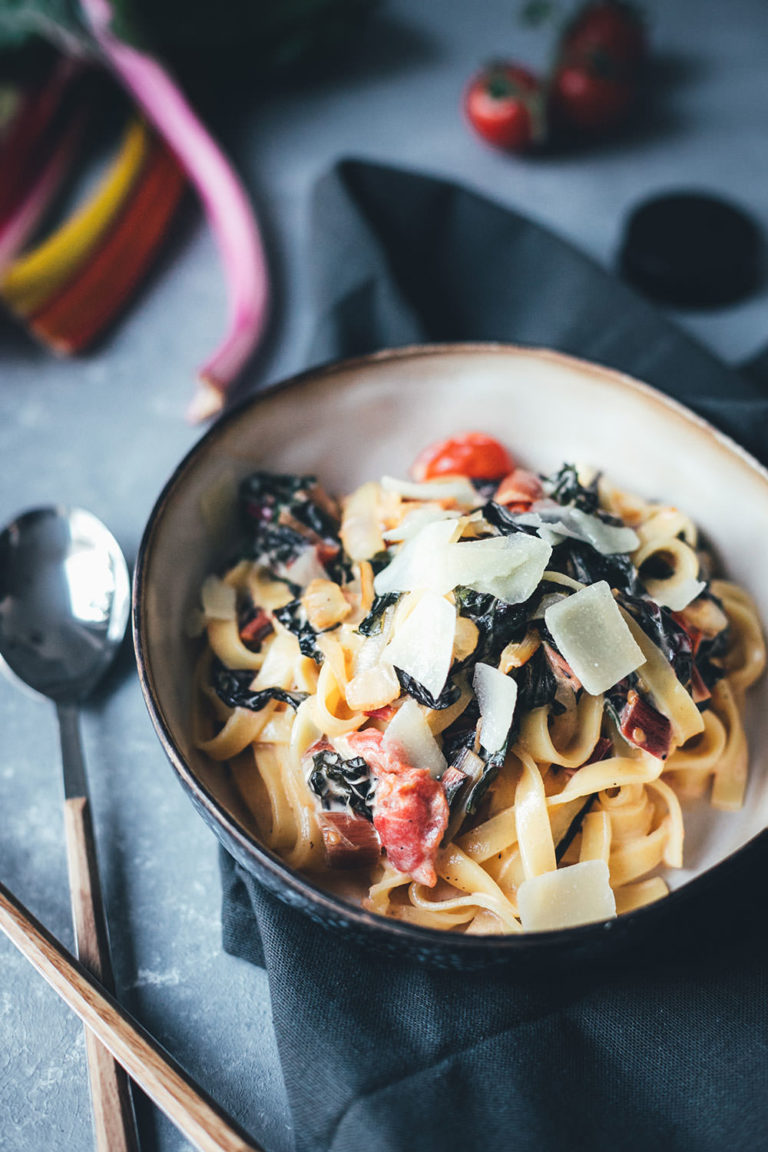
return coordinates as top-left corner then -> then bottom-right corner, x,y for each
0,506 -> 138,1152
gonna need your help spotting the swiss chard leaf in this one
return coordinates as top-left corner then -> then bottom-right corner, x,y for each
357,592 -> 400,636
211,660 -> 307,712
542,463 -> 599,513
514,643 -> 566,717
238,470 -> 343,575
482,501 -> 540,536
548,537 -> 640,595
395,669 -> 461,710
464,747 -> 506,816
308,749 -> 373,821
273,598 -> 325,661
619,592 -> 693,687
440,705 -> 480,768
454,586 -> 529,666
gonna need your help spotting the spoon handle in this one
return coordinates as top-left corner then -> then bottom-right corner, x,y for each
58,702 -> 140,1152
0,877 -> 261,1152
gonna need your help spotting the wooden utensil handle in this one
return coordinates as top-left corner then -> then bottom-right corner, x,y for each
64,795 -> 139,1152
59,700 -> 139,1152
0,880 -> 261,1152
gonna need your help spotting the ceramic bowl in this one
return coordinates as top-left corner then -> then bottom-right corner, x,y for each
133,344 -> 768,969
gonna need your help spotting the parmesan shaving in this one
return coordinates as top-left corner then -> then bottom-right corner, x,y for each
473,663 -> 518,754
544,581 -> 644,695
201,575 -> 237,621
383,697 -> 446,778
517,860 -> 616,931
381,475 -> 478,504
383,590 -> 456,699
382,506 -> 462,543
373,518 -> 464,595
519,506 -> 639,554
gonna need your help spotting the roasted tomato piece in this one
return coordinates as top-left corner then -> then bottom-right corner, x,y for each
411,432 -> 514,482
493,467 -> 544,508
344,727 -> 449,886
372,769 -> 449,887
619,689 -> 672,760
344,727 -> 408,776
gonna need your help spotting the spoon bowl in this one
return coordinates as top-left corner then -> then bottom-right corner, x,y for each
0,506 -> 130,704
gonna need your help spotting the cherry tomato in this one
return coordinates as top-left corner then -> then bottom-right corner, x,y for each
411,433 -> 515,482
464,62 -> 546,152
552,1 -> 646,137
550,59 -> 636,134
559,1 -> 647,68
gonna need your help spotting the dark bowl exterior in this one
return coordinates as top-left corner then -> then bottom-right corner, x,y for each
133,344 -> 768,972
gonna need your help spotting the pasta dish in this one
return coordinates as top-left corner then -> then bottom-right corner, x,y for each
192,433 -> 764,933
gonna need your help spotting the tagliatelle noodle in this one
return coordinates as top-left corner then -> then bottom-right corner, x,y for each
708,679 -> 749,810
197,702 -> 279,760
206,617 -> 266,671
194,452 -> 765,934
579,811 -> 612,864
519,691 -> 604,769
712,580 -> 767,697
405,881 -> 522,933
613,876 -> 669,914
514,750 -> 557,880
620,610 -> 706,744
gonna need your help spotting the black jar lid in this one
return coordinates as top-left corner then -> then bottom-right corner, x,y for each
619,191 -> 762,307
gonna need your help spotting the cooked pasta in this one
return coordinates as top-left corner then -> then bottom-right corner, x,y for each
192,437 -> 764,934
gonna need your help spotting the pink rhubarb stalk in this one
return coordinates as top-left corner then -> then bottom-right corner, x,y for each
79,0 -> 270,422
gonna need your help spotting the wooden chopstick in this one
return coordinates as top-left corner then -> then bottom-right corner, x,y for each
0,879 -> 262,1152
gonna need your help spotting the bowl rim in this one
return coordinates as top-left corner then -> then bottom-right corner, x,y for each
132,340 -> 768,956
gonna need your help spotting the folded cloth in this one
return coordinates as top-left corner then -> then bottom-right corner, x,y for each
221,159 -> 768,1152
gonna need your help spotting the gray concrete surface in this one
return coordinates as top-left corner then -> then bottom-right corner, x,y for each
0,1 -> 766,1148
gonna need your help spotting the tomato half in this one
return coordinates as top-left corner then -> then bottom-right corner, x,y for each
411,433 -> 515,482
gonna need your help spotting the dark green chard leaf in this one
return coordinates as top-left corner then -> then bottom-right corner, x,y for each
441,704 -> 480,767
274,598 -> 326,662
619,592 -> 693,686
464,746 -> 507,816
395,669 -> 462,710
211,660 -> 307,711
238,469 -> 346,578
440,707 -> 505,824
246,521 -> 308,567
357,592 -> 400,636
308,749 -> 374,821
696,628 -> 730,689
482,501 -> 541,536
542,463 -> 600,513
548,537 -> 640,595
513,643 -> 565,717
454,586 -> 529,666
